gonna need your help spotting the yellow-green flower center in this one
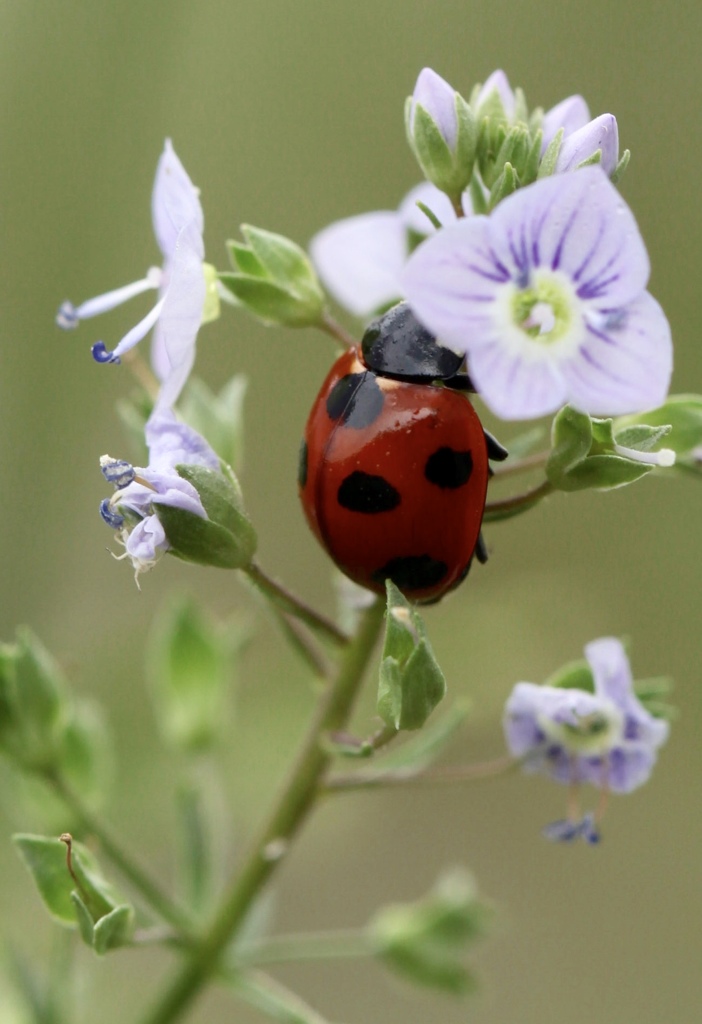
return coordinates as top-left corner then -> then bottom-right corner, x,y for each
511,275 -> 574,345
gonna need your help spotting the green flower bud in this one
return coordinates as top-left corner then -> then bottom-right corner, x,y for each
220,225 -> 325,327
406,68 -> 476,204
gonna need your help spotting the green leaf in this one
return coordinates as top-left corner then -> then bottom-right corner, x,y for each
58,700 -> 113,810
92,904 -> 135,954
71,891 -> 95,946
149,595 -> 244,752
488,161 -> 518,208
155,464 -> 257,570
241,225 -> 323,304
610,148 -> 630,185
219,273 -> 323,327
559,454 -> 652,491
546,405 -> 593,485
13,835 -> 78,925
616,395 -> 702,454
377,583 -> 446,731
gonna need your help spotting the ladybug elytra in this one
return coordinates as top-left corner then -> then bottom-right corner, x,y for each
298,303 -> 507,602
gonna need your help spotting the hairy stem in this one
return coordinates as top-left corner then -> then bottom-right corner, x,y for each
483,479 -> 554,522
244,561 -> 349,648
239,928 -> 370,967
319,312 -> 359,351
140,597 -> 386,1024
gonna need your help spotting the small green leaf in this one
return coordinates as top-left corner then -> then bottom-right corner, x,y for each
546,405 -> 593,486
377,583 -> 446,731
559,454 -> 652,491
149,595 -> 244,752
226,240 -> 267,277
92,904 -> 135,954
616,395 -> 702,454
546,659 -> 594,692
58,700 -> 113,810
219,273 -> 323,327
610,148 -> 630,185
488,161 -> 518,208
71,891 -> 95,946
14,835 -> 77,925
241,225 -> 323,303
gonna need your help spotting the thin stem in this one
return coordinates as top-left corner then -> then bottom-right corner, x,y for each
483,479 -> 554,522
227,968 -> 337,1024
491,450 -> 550,479
140,597 -> 386,1024
319,311 -> 359,351
325,754 -> 518,793
45,772 -> 195,935
244,561 -> 349,648
272,609 -> 332,679
239,928 -> 370,967
122,348 -> 160,399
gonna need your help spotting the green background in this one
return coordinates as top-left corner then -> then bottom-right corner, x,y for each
1,1 -> 701,1022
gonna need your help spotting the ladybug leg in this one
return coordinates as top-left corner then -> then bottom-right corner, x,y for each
484,429 -> 509,462
444,372 -> 477,392
475,531 -> 489,564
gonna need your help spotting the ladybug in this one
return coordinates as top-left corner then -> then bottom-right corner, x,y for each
298,303 -> 507,603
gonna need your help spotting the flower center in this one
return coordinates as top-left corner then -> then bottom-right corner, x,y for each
511,272 -> 575,346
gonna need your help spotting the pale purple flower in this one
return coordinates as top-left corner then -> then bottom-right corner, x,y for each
503,637 -> 669,840
554,113 -> 619,176
403,167 -> 672,420
100,408 -> 219,577
541,95 -> 591,152
310,183 -> 472,318
409,67 -> 459,150
475,70 -> 516,120
57,140 -> 206,410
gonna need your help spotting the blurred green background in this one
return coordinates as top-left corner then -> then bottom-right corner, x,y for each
1,1 -> 701,1021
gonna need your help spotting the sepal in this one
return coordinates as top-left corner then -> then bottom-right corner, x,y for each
406,71 -> 477,202
154,462 -> 257,569
220,225 -> 325,327
376,582 -> 446,731
370,868 -> 491,994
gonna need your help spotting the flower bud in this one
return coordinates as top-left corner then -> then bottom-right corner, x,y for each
555,113 -> 619,175
220,225 -> 325,327
406,68 -> 476,203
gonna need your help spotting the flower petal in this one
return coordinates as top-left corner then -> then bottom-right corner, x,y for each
468,338 -> 569,419
398,181 -> 469,234
555,114 -> 619,176
145,408 -> 219,472
489,167 -> 649,307
152,221 -> 207,410
541,95 -> 591,151
476,70 -> 515,119
310,211 -> 406,317
151,139 -> 204,261
125,515 -> 167,567
562,291 -> 673,416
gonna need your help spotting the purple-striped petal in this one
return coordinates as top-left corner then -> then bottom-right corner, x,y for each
489,168 -> 649,307
468,340 -> 569,420
562,291 -> 672,415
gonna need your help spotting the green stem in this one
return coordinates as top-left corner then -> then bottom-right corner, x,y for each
325,755 -> 518,793
239,928 -> 369,967
45,772 -> 195,936
483,479 -> 554,522
319,312 -> 358,352
140,596 -> 386,1024
491,450 -> 550,478
244,562 -> 349,648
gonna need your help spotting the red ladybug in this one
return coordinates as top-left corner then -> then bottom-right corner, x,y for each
299,303 -> 507,602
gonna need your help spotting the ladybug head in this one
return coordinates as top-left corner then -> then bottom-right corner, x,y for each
360,302 -> 464,383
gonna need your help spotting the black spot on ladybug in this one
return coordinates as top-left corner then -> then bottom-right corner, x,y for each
372,555 -> 448,592
424,447 -> 474,489
337,471 -> 401,513
325,373 -> 384,429
297,438 -> 308,489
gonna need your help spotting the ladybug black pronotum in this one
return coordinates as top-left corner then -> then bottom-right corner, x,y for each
298,303 -> 507,603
